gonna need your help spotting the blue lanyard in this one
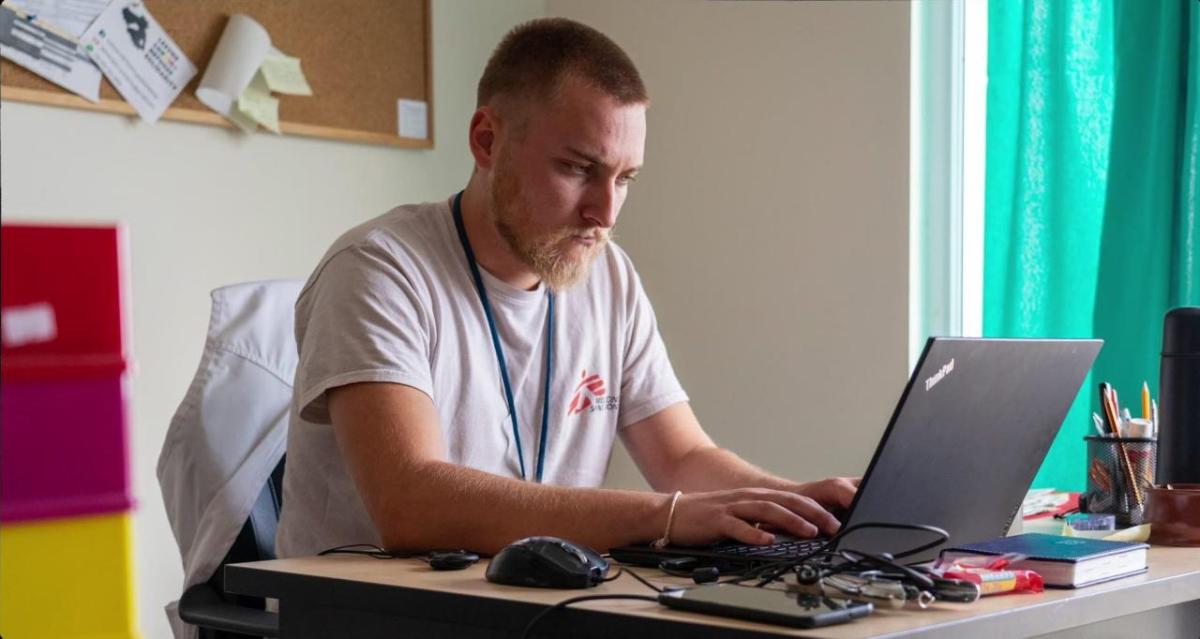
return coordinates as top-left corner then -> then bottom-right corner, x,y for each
451,192 -> 555,482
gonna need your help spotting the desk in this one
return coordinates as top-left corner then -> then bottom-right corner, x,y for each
226,547 -> 1200,638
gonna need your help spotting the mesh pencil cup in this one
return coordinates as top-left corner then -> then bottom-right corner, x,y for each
1082,435 -> 1157,526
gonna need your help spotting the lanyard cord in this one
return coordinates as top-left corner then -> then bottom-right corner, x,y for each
451,192 -> 555,482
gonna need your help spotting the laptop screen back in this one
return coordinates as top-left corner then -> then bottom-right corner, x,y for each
836,338 -> 1101,562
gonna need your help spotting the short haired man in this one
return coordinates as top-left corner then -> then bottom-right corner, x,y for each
277,18 -> 858,558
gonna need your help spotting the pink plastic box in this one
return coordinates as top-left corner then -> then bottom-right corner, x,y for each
1,375 -> 134,521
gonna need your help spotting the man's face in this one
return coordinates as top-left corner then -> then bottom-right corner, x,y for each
487,76 -> 646,291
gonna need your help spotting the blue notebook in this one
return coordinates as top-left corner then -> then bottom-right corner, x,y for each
938,533 -> 1149,588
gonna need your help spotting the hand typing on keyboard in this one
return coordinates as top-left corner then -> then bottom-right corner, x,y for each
664,478 -> 859,548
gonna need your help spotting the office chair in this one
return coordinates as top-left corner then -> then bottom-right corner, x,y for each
160,279 -> 302,639
177,458 -> 284,638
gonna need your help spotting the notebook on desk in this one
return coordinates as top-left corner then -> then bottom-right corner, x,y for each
609,337 -> 1103,569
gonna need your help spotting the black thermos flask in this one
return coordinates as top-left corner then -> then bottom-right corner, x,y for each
1157,307 -> 1200,485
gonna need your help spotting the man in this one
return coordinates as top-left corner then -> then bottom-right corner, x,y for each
277,17 -> 858,558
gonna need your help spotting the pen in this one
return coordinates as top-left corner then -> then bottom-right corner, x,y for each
1091,412 -> 1107,437
1100,383 -> 1118,435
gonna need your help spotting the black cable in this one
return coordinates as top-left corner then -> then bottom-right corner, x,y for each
317,543 -> 404,559
828,522 -> 949,559
729,522 -> 950,588
621,567 -> 665,593
520,594 -> 658,639
601,565 -> 625,583
316,543 -> 480,569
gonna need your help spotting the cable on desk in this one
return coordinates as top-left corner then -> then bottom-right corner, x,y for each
621,566 -> 666,593
519,594 -> 658,639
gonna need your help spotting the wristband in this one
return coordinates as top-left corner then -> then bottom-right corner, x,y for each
652,490 -> 683,549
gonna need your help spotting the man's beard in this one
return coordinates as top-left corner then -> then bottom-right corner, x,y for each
489,164 -> 609,292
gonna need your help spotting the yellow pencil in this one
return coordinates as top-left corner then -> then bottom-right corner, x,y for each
1142,381 -> 1151,421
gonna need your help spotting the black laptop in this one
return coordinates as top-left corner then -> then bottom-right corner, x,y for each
609,337 -> 1102,568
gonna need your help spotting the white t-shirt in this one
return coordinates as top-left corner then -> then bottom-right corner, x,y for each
276,198 -> 688,557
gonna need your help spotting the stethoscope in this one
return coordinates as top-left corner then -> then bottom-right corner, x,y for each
451,191 -> 554,482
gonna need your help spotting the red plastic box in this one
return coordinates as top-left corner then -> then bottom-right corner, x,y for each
1,224 -> 129,381
1,224 -> 134,522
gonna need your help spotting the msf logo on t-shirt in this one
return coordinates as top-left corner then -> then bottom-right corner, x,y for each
567,370 -> 618,416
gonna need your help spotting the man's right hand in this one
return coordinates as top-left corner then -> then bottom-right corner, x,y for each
666,488 -> 842,547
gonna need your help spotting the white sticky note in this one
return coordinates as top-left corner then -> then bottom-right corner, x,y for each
260,50 -> 312,96
398,99 -> 428,140
1,302 -> 58,348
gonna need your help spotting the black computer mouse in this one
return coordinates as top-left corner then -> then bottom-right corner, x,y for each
485,536 -> 610,589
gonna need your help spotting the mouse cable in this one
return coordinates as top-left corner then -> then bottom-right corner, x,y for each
316,543 -> 475,564
519,594 -> 658,639
619,566 -> 666,593
317,543 -> 402,559
600,564 -> 626,583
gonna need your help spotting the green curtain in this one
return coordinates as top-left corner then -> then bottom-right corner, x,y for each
984,0 -> 1200,491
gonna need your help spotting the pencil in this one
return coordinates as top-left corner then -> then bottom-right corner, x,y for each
1142,382 -> 1151,421
1102,387 -> 1143,507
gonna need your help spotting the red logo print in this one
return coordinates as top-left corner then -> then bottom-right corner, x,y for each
567,370 -> 607,416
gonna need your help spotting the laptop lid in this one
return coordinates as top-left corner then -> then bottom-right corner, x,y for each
835,337 -> 1102,562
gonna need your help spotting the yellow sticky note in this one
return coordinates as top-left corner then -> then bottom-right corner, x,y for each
229,105 -> 259,133
237,72 -> 280,133
260,52 -> 312,96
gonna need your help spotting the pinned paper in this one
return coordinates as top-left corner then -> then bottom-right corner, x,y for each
0,5 -> 102,102
260,50 -> 311,96
1,302 -> 58,348
79,0 -> 196,123
237,71 -> 280,133
5,0 -> 109,39
398,99 -> 428,140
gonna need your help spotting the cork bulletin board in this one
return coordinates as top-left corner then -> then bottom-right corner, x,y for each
0,0 -> 433,148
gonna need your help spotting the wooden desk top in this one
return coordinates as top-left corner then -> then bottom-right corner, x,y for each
228,546 -> 1200,638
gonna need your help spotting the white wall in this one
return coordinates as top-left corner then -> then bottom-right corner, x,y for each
547,1 -> 912,488
0,1 -> 544,636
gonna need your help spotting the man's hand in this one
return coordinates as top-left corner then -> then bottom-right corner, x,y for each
790,477 -> 861,513
667,486 -> 847,547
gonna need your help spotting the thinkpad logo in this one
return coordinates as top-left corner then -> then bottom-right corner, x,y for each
924,358 -> 956,391
567,370 -> 618,416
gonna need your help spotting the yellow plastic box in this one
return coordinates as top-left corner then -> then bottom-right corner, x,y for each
0,512 -> 140,639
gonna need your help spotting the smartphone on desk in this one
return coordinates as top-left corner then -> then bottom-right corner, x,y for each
658,584 -> 873,629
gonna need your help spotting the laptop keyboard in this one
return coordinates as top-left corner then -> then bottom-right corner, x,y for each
716,537 -> 827,560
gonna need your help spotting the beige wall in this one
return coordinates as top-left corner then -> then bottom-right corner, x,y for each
547,0 -> 912,488
0,1 -> 544,636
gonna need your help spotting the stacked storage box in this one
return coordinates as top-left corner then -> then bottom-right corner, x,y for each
1,224 -> 140,639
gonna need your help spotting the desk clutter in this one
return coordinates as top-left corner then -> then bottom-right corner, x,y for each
0,224 -> 139,638
491,527 -> 1165,635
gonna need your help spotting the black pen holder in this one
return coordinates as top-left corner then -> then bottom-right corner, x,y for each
1082,436 -> 1157,526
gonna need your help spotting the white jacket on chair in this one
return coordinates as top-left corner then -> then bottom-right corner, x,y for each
157,279 -> 302,639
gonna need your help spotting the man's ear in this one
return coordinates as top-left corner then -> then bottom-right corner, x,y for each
468,107 -> 499,171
